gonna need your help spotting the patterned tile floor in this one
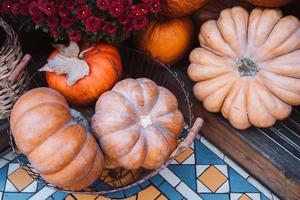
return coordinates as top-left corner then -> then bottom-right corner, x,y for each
0,135 -> 280,200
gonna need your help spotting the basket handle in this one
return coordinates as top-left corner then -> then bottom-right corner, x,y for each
169,117 -> 204,159
9,54 -> 31,83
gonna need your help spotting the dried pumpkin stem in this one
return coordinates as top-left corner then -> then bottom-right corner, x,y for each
236,57 -> 258,77
78,46 -> 95,59
69,108 -> 90,132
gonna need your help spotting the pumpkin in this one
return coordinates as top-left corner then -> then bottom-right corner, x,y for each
10,87 -> 104,190
135,17 -> 194,65
188,7 -> 300,130
193,0 -> 252,25
41,42 -> 122,106
162,0 -> 209,17
92,78 -> 184,169
245,0 -> 292,7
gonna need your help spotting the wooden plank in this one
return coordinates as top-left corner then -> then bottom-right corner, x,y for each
173,67 -> 300,200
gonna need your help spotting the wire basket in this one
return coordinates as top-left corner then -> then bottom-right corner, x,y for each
9,47 -> 202,194
0,17 -> 29,120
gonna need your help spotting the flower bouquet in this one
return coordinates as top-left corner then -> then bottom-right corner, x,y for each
1,0 -> 161,44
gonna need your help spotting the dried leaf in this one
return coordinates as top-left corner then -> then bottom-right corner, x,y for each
52,42 -> 80,58
40,54 -> 89,86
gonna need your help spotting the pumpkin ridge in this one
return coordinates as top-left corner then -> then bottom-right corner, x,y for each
253,80 -> 277,119
100,125 -> 141,159
138,80 -> 159,114
13,103 -> 72,154
110,90 -> 140,117
28,124 -> 87,175
43,133 -> 98,185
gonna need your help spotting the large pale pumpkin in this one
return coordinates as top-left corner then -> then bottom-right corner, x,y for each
188,7 -> 300,129
92,78 -> 184,169
163,0 -> 209,17
10,88 -> 104,190
135,17 -> 194,65
246,0 -> 292,7
193,0 -> 252,25
43,42 -> 122,106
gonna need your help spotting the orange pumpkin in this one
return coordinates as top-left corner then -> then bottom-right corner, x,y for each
10,88 -> 104,190
188,7 -> 300,129
193,0 -> 252,25
163,0 -> 209,17
246,0 -> 292,7
92,78 -> 184,169
44,42 -> 122,106
135,17 -> 194,65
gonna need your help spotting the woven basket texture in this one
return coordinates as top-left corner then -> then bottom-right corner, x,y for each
0,18 -> 28,120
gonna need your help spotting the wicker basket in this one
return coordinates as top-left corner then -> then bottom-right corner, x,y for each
0,17 -> 29,120
9,47 -> 203,194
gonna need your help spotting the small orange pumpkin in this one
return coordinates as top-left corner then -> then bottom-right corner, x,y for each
135,17 -> 194,65
245,0 -> 292,7
42,42 -> 122,106
163,0 -> 209,17
10,88 -> 104,190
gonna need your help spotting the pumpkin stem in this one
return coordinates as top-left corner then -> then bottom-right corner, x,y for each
78,46 -> 94,59
236,57 -> 258,77
69,108 -> 90,132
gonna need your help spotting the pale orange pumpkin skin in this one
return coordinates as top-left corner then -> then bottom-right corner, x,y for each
163,0 -> 209,17
135,17 -> 194,65
246,0 -> 292,7
10,88 -> 104,190
188,7 -> 300,130
92,78 -> 184,169
46,43 -> 122,106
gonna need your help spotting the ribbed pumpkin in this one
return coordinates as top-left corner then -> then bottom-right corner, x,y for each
163,0 -> 209,17
193,0 -> 252,25
45,43 -> 122,106
188,7 -> 300,129
10,88 -> 104,190
246,0 -> 292,7
135,17 -> 194,65
92,78 -> 184,169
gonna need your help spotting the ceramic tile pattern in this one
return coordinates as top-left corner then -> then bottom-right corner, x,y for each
0,136 -> 280,200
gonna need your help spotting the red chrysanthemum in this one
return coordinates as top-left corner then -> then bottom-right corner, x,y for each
148,0 -> 161,13
109,1 -> 124,18
28,2 -> 40,16
129,5 -> 145,18
76,5 -> 91,20
96,0 -> 110,11
31,12 -> 45,24
50,28 -> 61,38
65,1 -> 75,10
68,30 -> 82,42
1,0 -> 14,15
46,16 -> 59,28
76,0 -> 88,4
132,17 -> 148,31
103,21 -> 117,34
61,17 -> 74,29
19,0 -> 30,5
118,14 -> 129,25
11,3 -> 21,16
85,16 -> 102,32
39,2 -> 57,16
20,5 -> 29,16
58,7 -> 70,18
